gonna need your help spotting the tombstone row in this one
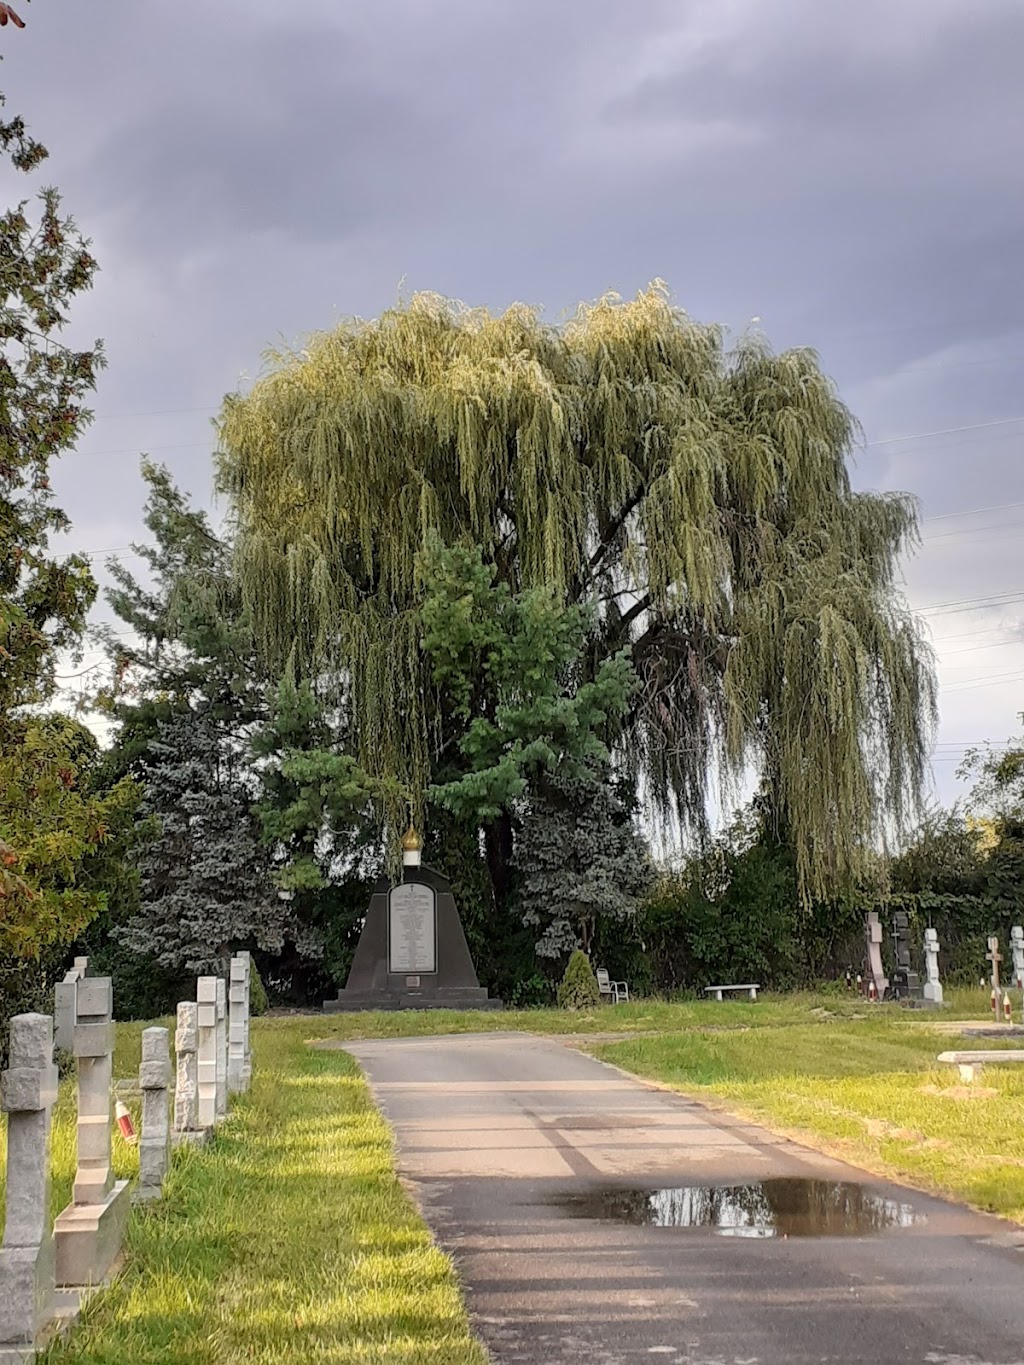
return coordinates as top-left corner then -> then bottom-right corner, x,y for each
863,915 -> 1024,1007
0,951 -> 254,1362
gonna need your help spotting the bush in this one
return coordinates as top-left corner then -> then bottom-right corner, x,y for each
250,959 -> 269,1016
557,950 -> 601,1010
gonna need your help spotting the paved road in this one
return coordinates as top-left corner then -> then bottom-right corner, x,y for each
339,1033 -> 1024,1365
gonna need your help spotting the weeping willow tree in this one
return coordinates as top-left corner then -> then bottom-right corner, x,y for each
215,284 -> 935,902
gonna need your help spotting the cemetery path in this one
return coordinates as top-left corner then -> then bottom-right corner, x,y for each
341,1031 -> 1024,1365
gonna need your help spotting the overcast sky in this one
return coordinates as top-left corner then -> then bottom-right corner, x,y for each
4,0 -> 1023,811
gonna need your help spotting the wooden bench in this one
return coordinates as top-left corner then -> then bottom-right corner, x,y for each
938,1049 -> 1024,1083
596,968 -> 630,1003
704,984 -> 760,1002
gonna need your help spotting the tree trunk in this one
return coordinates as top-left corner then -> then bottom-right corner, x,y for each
483,810 -> 515,911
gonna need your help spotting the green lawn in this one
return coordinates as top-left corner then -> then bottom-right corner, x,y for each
592,994 -> 1024,1221
8,1023 -> 485,1365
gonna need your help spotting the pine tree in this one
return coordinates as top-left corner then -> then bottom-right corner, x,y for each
115,708 -> 300,975
516,763 -> 652,958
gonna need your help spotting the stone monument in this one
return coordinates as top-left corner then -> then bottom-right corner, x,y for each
53,977 -> 130,1288
888,910 -> 921,1001
53,958 -> 89,1055
138,1027 -> 171,1201
1010,925 -> 1024,989
0,1014 -> 58,1360
324,825 -> 501,1012
214,978 -> 228,1121
922,927 -> 943,1005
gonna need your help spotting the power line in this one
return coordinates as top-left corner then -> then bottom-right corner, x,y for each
923,499 -> 1024,525
864,416 -> 1024,448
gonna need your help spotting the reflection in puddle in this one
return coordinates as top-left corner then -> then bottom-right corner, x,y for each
556,1179 -> 921,1237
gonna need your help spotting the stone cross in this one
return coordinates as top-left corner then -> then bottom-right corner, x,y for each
986,935 -> 1002,994
215,977 -> 228,1121
196,976 -> 219,1130
864,911 -> 889,999
53,955 -> 89,1055
1010,926 -> 1024,989
0,1013 -> 59,1355
173,1002 -> 199,1136
53,975 -> 130,1288
138,1027 -> 171,1201
228,952 -> 251,1094
922,927 -> 943,1005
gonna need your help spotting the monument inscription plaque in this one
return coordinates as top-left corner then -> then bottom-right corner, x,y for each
388,883 -> 437,974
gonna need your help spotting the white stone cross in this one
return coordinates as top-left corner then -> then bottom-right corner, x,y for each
53,956 -> 89,1055
0,1013 -> 59,1354
1010,926 -> 1024,990
922,927 -> 943,1005
228,952 -> 251,1095
53,975 -> 130,1288
174,1002 -> 199,1136
196,977 -> 219,1130
215,977 -> 228,1121
138,1027 -> 171,1201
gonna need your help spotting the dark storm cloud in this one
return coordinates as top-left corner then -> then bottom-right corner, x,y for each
2,0 -> 1021,796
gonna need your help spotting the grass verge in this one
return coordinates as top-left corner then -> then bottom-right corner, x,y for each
19,1023 -> 485,1365
592,1003 -> 1024,1222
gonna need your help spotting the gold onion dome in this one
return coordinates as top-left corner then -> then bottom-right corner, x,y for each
401,825 -> 423,853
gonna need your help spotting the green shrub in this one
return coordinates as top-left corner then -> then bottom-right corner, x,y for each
557,950 -> 600,1010
250,959 -> 269,1016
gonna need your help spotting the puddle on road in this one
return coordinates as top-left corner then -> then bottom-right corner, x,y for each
554,1179 -> 922,1237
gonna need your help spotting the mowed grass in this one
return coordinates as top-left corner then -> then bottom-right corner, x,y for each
593,992 -> 1024,1222
0,1022 -> 485,1365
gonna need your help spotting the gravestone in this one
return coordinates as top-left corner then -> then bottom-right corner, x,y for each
324,827 -> 500,1012
889,910 -> 921,1001
922,927 -> 943,1005
0,1014 -> 59,1360
214,978 -> 228,1121
864,911 -> 888,1000
138,1028 -> 171,1201
196,977 -> 219,1130
228,952 -> 250,1095
1010,926 -> 1024,989
173,1002 -> 199,1137
53,957 -> 89,1055
53,977 -> 130,1288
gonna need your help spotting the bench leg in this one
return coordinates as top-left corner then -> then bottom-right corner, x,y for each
957,1063 -> 979,1084
715,989 -> 723,1002
748,988 -> 757,1001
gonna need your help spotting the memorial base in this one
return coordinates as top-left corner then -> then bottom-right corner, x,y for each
53,1181 -> 130,1288
324,987 -> 502,1013
0,1242 -> 54,1360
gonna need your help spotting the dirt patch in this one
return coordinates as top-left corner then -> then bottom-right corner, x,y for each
918,1083 -> 999,1100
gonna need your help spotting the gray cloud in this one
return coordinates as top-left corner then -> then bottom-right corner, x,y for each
3,0 -> 1022,805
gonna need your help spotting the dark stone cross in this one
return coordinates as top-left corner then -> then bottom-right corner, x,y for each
888,910 -> 920,1002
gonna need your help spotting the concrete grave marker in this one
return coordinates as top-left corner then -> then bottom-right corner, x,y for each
196,977 -> 218,1130
922,927 -> 943,1005
53,976 -> 130,1289
53,957 -> 89,1056
1010,926 -> 1024,989
228,952 -> 251,1095
864,911 -> 888,1000
215,977 -> 227,1120
173,1002 -> 199,1137
138,1028 -> 171,1201
0,1014 -> 59,1359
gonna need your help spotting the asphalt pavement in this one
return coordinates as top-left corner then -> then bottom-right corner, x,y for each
335,1032 -> 1024,1365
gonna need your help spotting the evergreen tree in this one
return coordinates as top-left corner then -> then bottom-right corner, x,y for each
115,708 -> 297,975
216,287 -> 936,903
516,762 -> 652,958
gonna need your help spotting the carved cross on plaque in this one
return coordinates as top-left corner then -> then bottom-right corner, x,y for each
986,935 -> 1002,993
